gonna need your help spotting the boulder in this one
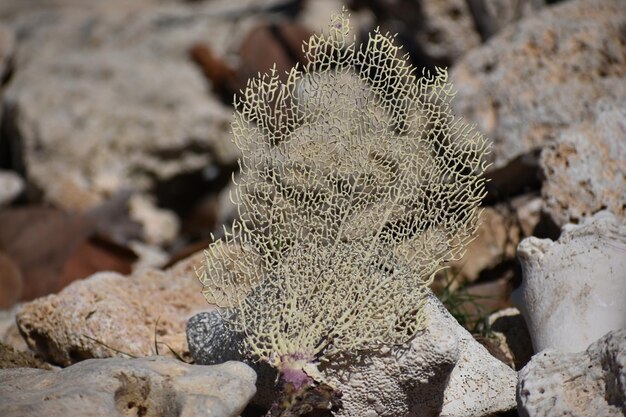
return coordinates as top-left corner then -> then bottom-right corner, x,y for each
541,103 -> 626,226
188,293 -> 517,416
451,0 -> 626,171
2,2 -> 245,213
16,251 -> 209,366
513,211 -> 626,353
518,329 -> 626,417
0,356 -> 256,417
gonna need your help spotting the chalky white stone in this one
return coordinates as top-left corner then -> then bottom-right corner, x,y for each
513,211 -> 626,353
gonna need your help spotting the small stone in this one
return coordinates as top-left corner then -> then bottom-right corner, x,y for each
0,356 -> 256,417
517,330 -> 626,417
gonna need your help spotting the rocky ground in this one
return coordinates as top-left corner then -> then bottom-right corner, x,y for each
0,0 -> 624,416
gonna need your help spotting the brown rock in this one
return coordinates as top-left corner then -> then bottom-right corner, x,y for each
0,342 -> 51,370
451,0 -> 626,171
0,207 -> 94,301
0,251 -> 21,309
16,251 -> 209,366
484,307 -> 533,370
448,206 -> 520,285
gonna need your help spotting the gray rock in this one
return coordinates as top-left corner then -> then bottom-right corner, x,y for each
451,0 -> 626,171
541,102 -> 626,226
0,355 -> 256,417
187,310 -> 243,366
518,329 -> 626,417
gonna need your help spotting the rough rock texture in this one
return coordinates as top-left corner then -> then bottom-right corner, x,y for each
0,170 -> 23,207
0,305 -> 27,351
324,294 -> 517,417
16,251 -> 209,366
451,0 -> 626,170
2,2 -> 246,212
518,329 -> 626,417
513,211 -> 626,353
188,294 -> 517,416
485,307 -> 533,370
541,103 -> 626,226
187,310 -> 242,367
448,206 -> 520,284
0,356 -> 256,417
0,342 -> 51,370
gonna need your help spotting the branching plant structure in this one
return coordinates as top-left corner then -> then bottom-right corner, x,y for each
198,10 -> 490,415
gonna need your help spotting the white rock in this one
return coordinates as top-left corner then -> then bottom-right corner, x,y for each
517,329 -> 626,417
321,293 -> 517,417
513,211 -> 626,353
2,3 -> 248,212
0,170 -> 24,207
0,356 -> 256,417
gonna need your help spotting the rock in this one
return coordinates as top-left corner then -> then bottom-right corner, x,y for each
324,294 -> 517,417
2,2 -> 244,212
187,310 -> 243,366
16,251 -> 209,366
517,329 -> 626,417
451,0 -> 626,170
448,206 -> 520,284
188,293 -> 517,416
0,355 -> 256,417
484,307 -> 533,370
128,194 -> 180,246
0,342 -> 51,370
352,0 -> 542,66
0,170 -> 23,207
0,251 -> 21,309
511,194 -> 542,238
0,305 -> 28,352
540,103 -> 626,226
513,211 -> 626,353
0,23 -> 13,80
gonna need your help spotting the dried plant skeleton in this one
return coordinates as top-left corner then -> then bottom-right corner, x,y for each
198,9 -> 490,395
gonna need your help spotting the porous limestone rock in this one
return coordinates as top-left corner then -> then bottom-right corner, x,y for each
323,294 -> 517,417
2,2 -> 248,212
451,0 -> 626,170
513,211 -> 626,353
0,356 -> 256,417
16,251 -> 209,366
188,293 -> 517,416
541,103 -> 626,226
517,329 -> 626,417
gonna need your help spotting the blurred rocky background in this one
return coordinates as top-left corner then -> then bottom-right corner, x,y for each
0,0 -> 624,416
